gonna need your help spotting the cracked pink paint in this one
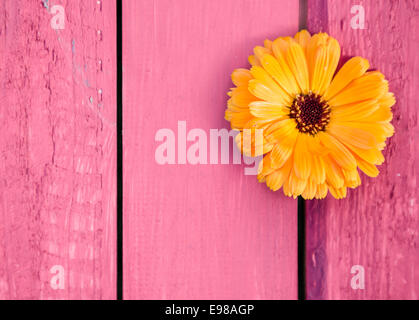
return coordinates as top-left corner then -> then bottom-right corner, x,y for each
0,1 -> 116,299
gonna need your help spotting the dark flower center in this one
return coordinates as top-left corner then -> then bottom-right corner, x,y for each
289,93 -> 331,135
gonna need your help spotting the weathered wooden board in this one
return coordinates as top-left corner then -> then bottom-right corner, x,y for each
123,0 -> 299,299
0,0 -> 116,299
306,0 -> 418,300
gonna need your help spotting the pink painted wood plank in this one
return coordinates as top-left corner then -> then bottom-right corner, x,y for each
0,0 -> 116,299
123,0 -> 299,299
306,0 -> 419,300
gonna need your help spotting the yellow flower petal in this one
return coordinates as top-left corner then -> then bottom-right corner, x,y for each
381,123 -> 395,137
328,122 -> 377,149
361,106 -> 393,123
248,55 -> 261,67
328,185 -> 347,199
336,121 -> 393,143
285,42 -> 310,94
306,33 -> 328,86
301,179 -> 317,200
243,117 -> 276,130
258,153 -> 275,179
378,92 -> 396,109
324,57 -> 370,101
355,155 -> 380,177
235,130 -> 273,157
231,69 -> 253,87
318,132 -> 357,170
328,71 -> 388,106
311,155 -> 326,184
249,101 -> 289,119
324,156 -> 345,189
282,173 -> 292,197
293,134 -> 311,180
289,168 -> 307,197
249,66 -> 292,105
248,79 -> 288,105
265,119 -> 298,144
342,169 -> 361,188
306,134 -> 329,156
265,157 -> 293,191
342,144 -> 384,165
331,100 -> 379,122
226,109 -> 253,130
272,37 -> 295,57
266,170 -> 284,191
264,39 -> 273,50
254,45 -> 271,62
294,29 -> 311,53
310,37 -> 341,95
230,86 -> 258,108
315,183 -> 328,199
260,54 -> 300,96
270,142 -> 294,169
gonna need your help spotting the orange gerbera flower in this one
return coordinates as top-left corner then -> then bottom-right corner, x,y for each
225,30 -> 395,199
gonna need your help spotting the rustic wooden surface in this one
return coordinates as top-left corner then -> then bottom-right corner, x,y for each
0,0 -> 116,299
123,0 -> 299,299
306,0 -> 418,300
1,0 -> 416,301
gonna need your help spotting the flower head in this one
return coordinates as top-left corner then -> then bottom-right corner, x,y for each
225,30 -> 395,199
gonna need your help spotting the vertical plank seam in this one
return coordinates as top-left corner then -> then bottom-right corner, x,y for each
117,0 -> 123,300
299,0 -> 308,30
298,196 -> 306,300
298,0 -> 308,301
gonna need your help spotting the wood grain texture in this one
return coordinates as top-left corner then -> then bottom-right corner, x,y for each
0,0 -> 116,299
306,0 -> 418,300
123,0 -> 299,299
